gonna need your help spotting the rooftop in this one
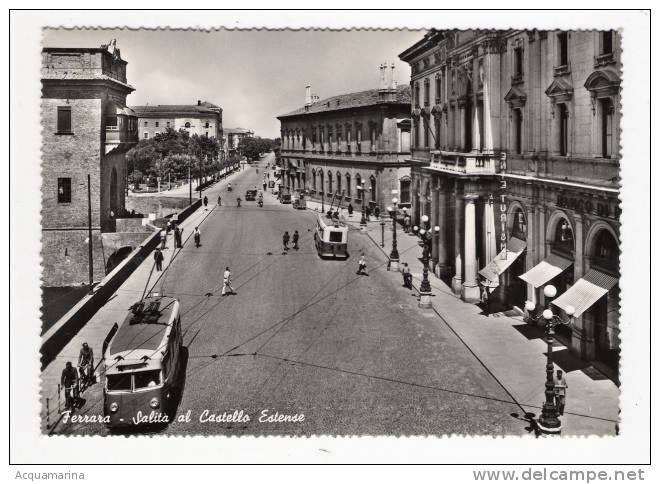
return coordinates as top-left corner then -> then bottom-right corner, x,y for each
224,127 -> 254,134
278,84 -> 411,119
130,101 -> 222,117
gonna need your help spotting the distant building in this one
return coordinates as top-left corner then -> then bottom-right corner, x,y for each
400,29 -> 621,372
277,64 -> 412,211
224,127 -> 254,158
41,41 -> 138,287
131,101 -> 223,151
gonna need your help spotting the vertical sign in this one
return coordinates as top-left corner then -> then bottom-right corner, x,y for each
499,152 -> 508,257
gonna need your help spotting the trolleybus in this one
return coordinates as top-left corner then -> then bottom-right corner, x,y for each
314,214 -> 349,258
103,294 -> 183,428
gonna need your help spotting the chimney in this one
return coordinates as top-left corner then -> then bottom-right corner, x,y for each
305,84 -> 312,107
197,100 -> 202,106
379,63 -> 387,91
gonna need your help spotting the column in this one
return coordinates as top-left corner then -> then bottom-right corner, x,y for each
435,180 -> 450,278
459,106 -> 466,151
461,195 -> 481,302
452,181 -> 464,295
571,213 -> 589,358
525,205 -> 537,305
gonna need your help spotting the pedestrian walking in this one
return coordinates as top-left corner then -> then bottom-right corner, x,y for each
404,215 -> 411,233
193,227 -> 201,248
553,369 -> 568,416
480,279 -> 492,316
174,227 -> 183,248
356,253 -> 368,275
154,247 -> 164,271
401,262 -> 412,289
172,212 -> 179,227
166,220 -> 172,234
263,182 -> 267,191
237,197 -> 242,207
221,266 -> 236,296
283,231 -> 290,251
348,203 -> 354,216
203,195 -> 208,209
292,230 -> 299,250
217,195 -> 222,206
60,361 -> 79,411
374,206 -> 380,219
160,229 -> 167,250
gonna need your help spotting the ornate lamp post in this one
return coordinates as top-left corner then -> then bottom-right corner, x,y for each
524,286 -> 575,434
357,182 -> 370,229
413,214 -> 439,309
386,197 -> 400,271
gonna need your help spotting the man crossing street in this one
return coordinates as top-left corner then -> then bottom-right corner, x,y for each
292,230 -> 299,250
154,247 -> 164,271
283,231 -> 290,251
221,267 -> 236,296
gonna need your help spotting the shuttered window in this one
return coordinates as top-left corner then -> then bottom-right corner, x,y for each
57,106 -> 72,133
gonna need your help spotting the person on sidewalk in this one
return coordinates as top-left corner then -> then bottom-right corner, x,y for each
292,230 -> 299,250
374,206 -> 380,219
237,197 -> 242,207
401,262 -> 412,289
283,231 -> 290,251
60,361 -> 79,411
166,220 -> 172,235
348,203 -> 353,216
160,229 -> 167,250
78,342 -> 95,388
217,195 -> 222,206
356,253 -> 368,276
553,369 -> 568,416
203,195 -> 208,209
193,227 -> 201,248
154,247 -> 164,271
221,267 -> 236,296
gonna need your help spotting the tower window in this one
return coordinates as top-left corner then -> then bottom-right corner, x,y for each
600,98 -> 614,158
514,109 -> 523,154
601,31 -> 614,55
57,106 -> 72,134
57,177 -> 71,203
558,104 -> 569,156
557,32 -> 569,66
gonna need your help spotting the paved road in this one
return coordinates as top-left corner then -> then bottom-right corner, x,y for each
55,153 -> 528,436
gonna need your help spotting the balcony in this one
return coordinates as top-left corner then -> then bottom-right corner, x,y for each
595,52 -> 616,68
553,64 -> 571,77
428,150 -> 500,176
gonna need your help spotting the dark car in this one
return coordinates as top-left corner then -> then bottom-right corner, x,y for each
279,193 -> 292,204
245,189 -> 258,201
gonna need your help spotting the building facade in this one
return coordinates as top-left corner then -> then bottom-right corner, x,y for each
277,65 -> 412,211
131,101 -> 223,149
41,42 -> 138,287
224,127 -> 255,158
400,29 -> 621,373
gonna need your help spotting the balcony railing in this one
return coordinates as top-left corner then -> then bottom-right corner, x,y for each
429,150 -> 499,175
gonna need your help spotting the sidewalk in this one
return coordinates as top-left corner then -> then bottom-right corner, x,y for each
40,167 -> 251,432
338,210 -> 619,436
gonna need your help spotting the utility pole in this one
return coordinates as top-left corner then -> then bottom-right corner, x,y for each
87,174 -> 93,291
188,162 -> 192,205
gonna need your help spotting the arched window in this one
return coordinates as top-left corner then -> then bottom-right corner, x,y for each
593,230 -> 619,274
370,175 -> 377,202
312,170 -> 317,191
511,208 -> 527,240
355,174 -> 362,200
345,173 -> 351,199
336,172 -> 342,195
553,218 -> 574,255
327,170 -> 332,194
399,177 -> 411,205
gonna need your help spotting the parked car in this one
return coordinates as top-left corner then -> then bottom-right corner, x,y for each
279,193 -> 292,204
245,189 -> 258,201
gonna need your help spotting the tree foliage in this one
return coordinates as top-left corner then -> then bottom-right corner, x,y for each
238,136 -> 278,161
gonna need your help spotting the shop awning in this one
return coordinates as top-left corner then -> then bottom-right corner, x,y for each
518,253 -> 573,288
478,237 -> 527,287
552,269 -> 618,318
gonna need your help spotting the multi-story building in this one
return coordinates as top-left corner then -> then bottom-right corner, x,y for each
224,127 -> 255,158
277,65 -> 412,211
399,29 -> 621,373
41,41 -> 138,287
131,100 -> 224,153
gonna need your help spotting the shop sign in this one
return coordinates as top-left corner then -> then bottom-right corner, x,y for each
556,194 -> 618,218
498,152 -> 508,255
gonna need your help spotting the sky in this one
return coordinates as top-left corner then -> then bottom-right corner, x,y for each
42,29 -> 425,138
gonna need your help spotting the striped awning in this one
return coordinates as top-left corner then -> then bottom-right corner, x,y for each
478,237 -> 527,287
552,269 -> 618,318
518,253 -> 573,288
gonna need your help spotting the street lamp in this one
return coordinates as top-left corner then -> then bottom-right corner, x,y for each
413,214 -> 440,308
386,196 -> 400,271
357,182 -> 371,228
524,286 -> 575,434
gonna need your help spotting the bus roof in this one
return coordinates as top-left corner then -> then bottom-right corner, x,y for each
106,296 -> 179,359
317,213 -> 346,229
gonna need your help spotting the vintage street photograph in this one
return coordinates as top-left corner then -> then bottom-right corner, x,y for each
34,25 -> 625,439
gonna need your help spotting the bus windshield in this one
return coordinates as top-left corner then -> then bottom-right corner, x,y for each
107,374 -> 131,392
134,370 -> 161,389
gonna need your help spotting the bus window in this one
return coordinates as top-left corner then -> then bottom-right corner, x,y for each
134,370 -> 161,389
107,374 -> 132,392
329,231 -> 343,243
